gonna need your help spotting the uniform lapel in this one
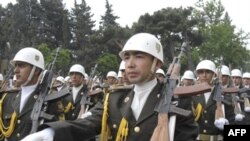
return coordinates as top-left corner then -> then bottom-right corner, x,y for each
19,92 -> 37,117
120,90 -> 135,121
12,93 -> 21,114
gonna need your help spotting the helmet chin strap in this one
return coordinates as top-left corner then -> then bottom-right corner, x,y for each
22,66 -> 36,86
143,58 -> 157,83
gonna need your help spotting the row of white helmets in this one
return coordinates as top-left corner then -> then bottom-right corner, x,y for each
195,60 -> 250,78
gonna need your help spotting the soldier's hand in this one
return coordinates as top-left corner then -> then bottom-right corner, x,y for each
21,128 -> 55,141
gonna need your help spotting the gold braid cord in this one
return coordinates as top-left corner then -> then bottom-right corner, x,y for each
194,103 -> 202,121
0,93 -> 18,138
100,93 -> 111,141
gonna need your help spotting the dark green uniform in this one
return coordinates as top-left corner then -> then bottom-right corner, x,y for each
192,88 -> 235,140
0,89 -> 68,141
40,82 -> 198,141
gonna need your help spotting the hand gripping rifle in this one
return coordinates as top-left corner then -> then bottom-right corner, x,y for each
77,64 -> 98,119
151,42 -> 191,141
30,47 -> 60,134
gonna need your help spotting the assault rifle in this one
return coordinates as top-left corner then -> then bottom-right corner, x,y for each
0,66 -> 14,93
77,64 -> 98,119
30,47 -> 61,134
151,42 -> 189,141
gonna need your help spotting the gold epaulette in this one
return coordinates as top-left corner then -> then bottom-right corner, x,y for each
0,88 -> 20,95
109,84 -> 133,92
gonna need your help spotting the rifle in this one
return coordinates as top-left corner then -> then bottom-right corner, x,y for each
30,47 -> 61,134
151,42 -> 191,141
77,64 -> 98,119
0,66 -> 14,93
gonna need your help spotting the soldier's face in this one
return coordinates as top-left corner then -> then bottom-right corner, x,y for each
124,51 -> 154,84
14,61 -> 37,86
70,72 -> 84,87
197,69 -> 214,84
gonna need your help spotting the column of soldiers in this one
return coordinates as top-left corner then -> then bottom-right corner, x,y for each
1,32 -> 250,141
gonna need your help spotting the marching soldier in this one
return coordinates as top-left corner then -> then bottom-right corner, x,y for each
181,70 -> 195,86
22,33 -> 198,141
155,68 -> 165,83
0,47 -> 64,141
192,60 -> 235,141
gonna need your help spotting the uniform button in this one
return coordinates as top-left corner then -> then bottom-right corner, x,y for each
17,133 -> 20,137
81,92 -> 84,95
204,120 -> 208,123
112,124 -> 117,129
134,126 -> 140,133
72,113 -> 75,117
204,110 -> 207,114
124,97 -> 130,103
34,95 -> 38,99
17,120 -> 21,124
157,94 -> 160,98
203,129 -> 207,133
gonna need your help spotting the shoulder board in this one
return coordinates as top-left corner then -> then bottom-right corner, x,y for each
0,88 -> 20,94
110,85 -> 133,92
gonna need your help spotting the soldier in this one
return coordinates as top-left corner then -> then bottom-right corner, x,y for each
105,71 -> 118,87
51,76 -> 65,92
0,47 -> 63,141
155,68 -> 165,83
192,60 -> 235,141
181,70 -> 195,86
242,72 -> 250,88
22,33 -> 198,141
231,69 -> 243,88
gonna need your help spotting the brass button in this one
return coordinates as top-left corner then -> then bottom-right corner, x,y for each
34,95 -> 38,99
134,126 -> 140,133
17,133 -> 20,137
72,113 -> 75,117
203,129 -> 207,133
81,92 -> 84,95
157,94 -> 160,98
124,97 -> 130,103
17,120 -> 21,124
112,124 -> 117,129
204,120 -> 208,123
203,110 -> 207,114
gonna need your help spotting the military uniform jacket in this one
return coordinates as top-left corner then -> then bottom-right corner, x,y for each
0,89 -> 66,141
43,82 -> 198,141
63,85 -> 92,120
192,89 -> 235,135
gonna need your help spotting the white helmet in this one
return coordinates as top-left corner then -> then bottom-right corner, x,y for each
64,76 -> 70,82
119,60 -> 125,71
220,65 -> 230,76
56,76 -> 65,83
182,70 -> 195,80
84,73 -> 89,81
0,73 -> 3,81
119,33 -> 164,63
243,72 -> 250,78
156,68 -> 165,77
69,64 -> 85,76
13,75 -> 17,81
10,47 -> 44,70
118,71 -> 122,78
231,69 -> 242,77
107,71 -> 118,79
196,60 -> 216,73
